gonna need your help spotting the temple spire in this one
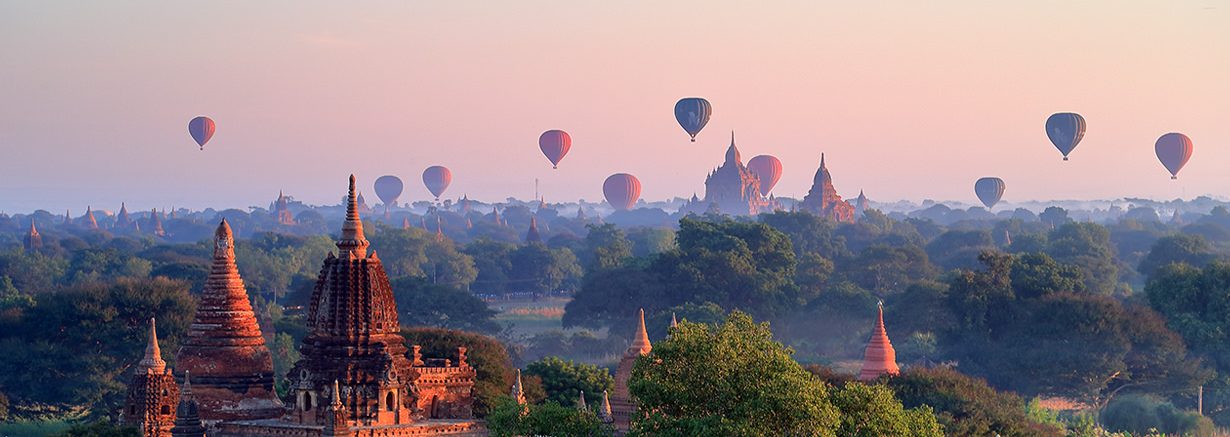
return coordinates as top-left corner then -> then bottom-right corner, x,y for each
858,301 -> 900,381
627,308 -> 652,356
576,390 -> 588,411
724,131 -> 741,164
435,215 -> 444,242
598,390 -> 613,423
526,216 -> 541,243
337,175 -> 370,258
670,312 -> 678,329
139,318 -> 167,373
511,369 -> 526,405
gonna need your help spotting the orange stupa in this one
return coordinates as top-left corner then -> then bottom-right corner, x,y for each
858,302 -> 900,381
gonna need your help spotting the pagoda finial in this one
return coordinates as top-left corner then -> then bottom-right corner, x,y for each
724,131 -> 741,164
627,308 -> 652,356
337,175 -> 370,257
820,153 -> 826,168
670,312 -> 678,329
577,390 -> 588,411
330,380 -> 343,409
139,317 -> 167,372
214,219 -> 235,259
182,370 -> 193,397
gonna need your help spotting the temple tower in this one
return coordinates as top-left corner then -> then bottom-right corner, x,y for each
116,203 -> 133,229
799,154 -> 856,223
151,209 -> 166,237
83,206 -> 99,230
858,302 -> 900,381
24,219 -> 42,250
611,309 -> 652,431
683,132 -> 768,216
175,219 -> 283,423
525,216 -> 541,243
285,175 -> 424,426
122,318 -> 180,437
170,372 -> 206,437
275,191 -> 295,225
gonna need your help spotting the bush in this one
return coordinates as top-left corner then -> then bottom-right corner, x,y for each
1100,394 -> 1213,437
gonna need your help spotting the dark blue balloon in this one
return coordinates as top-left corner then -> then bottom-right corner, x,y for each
674,98 -> 712,142
974,177 -> 1006,209
1046,113 -> 1086,160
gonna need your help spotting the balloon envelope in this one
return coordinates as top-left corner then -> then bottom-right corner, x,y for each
188,116 -> 215,150
603,173 -> 641,211
539,130 -> 571,169
1155,133 -> 1193,179
1045,113 -> 1086,160
674,98 -> 712,142
974,177 -> 1006,209
374,175 -> 404,206
422,166 -> 452,199
747,155 -> 783,196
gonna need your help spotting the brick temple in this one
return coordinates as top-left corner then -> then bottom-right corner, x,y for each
123,176 -> 482,437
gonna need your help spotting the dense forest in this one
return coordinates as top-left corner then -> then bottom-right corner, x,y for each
4,201 -> 1230,435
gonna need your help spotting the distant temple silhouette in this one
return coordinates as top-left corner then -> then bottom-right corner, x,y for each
799,154 -> 856,223
681,132 -> 771,216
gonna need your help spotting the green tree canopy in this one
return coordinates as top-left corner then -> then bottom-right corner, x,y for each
523,356 -> 614,407
629,311 -> 839,436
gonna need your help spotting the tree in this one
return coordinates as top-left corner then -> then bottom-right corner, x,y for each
1046,223 -> 1119,295
581,224 -> 633,271
1009,252 -> 1085,299
509,243 -> 582,293
653,218 -> 799,318
760,211 -> 847,259
628,311 -> 839,436
486,397 -> 613,437
925,230 -> 994,271
888,367 -> 1063,437
523,357 -> 614,407
390,277 -> 500,333
842,245 -> 935,293
1138,234 -> 1215,277
0,277 -> 195,414
464,239 -> 516,295
1039,206 -> 1070,228
829,382 -> 943,437
401,327 -> 514,416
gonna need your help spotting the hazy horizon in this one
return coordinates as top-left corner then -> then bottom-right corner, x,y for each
2,1 -> 1227,213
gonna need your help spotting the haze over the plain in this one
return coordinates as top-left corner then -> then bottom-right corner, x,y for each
0,1 -> 1226,212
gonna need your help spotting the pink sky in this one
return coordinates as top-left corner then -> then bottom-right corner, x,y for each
1,1 -> 1227,213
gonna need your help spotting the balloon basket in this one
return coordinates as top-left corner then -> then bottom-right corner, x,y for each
1062,156 -> 1068,161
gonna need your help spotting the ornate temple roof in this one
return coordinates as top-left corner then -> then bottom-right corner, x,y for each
858,302 -> 900,381
170,372 -> 206,437
724,131 -> 741,165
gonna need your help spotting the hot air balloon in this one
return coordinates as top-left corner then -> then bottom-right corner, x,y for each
374,175 -> 404,210
974,177 -> 1006,209
422,166 -> 452,200
539,130 -> 571,169
747,155 -> 783,196
674,98 -> 712,142
188,116 -> 215,151
1046,113 -> 1086,160
1155,133 -> 1193,180
603,173 -> 641,211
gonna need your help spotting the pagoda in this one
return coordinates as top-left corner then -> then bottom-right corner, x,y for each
274,175 -> 476,430
23,219 -> 42,250
611,309 -> 652,431
116,203 -> 133,229
681,132 -> 769,216
175,219 -> 283,423
858,302 -> 900,381
525,216 -> 541,243
274,191 -> 295,225
122,318 -> 181,437
799,154 -> 856,223
83,206 -> 99,230
151,208 -> 167,237
170,372 -> 207,437
855,190 -> 868,218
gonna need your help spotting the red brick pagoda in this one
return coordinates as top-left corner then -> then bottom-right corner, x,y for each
858,302 -> 900,381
